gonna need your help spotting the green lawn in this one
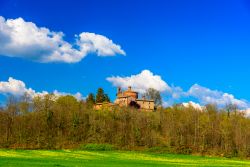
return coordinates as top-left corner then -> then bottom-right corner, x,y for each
0,149 -> 249,167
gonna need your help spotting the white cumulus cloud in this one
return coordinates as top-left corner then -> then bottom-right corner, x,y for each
0,77 -> 36,96
52,90 -> 84,101
170,85 -> 187,99
78,32 -> 125,56
106,70 -> 250,111
106,70 -> 171,93
188,84 -> 249,109
0,16 -> 125,63
238,108 -> 250,117
0,77 -> 83,100
243,108 -> 250,117
182,101 -> 203,111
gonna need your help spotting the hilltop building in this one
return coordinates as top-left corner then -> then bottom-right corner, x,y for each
115,86 -> 155,110
95,86 -> 155,110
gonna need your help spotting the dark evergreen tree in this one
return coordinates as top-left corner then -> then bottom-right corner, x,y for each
96,88 -> 105,103
86,93 -> 96,107
103,94 -> 110,102
96,88 -> 110,103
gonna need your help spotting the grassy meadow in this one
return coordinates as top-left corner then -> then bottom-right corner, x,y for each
0,149 -> 250,167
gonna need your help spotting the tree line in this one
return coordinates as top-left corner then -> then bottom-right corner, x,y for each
0,89 -> 250,158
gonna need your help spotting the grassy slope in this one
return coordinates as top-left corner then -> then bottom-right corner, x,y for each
0,150 -> 249,167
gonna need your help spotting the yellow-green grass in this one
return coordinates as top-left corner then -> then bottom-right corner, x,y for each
0,149 -> 249,167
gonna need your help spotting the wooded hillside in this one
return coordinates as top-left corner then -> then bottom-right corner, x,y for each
0,94 -> 250,158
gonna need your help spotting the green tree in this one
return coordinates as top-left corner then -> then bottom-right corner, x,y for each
56,95 -> 80,113
86,93 -> 96,108
103,94 -> 110,102
144,88 -> 162,106
96,88 -> 110,103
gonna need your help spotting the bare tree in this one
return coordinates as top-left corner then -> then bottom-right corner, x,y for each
143,88 -> 162,106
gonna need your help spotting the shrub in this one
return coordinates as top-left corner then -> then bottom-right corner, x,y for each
80,144 -> 116,151
146,146 -> 171,153
175,146 -> 193,155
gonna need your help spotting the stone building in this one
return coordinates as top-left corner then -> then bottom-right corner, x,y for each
94,102 -> 116,110
94,86 -> 155,111
114,86 -> 155,110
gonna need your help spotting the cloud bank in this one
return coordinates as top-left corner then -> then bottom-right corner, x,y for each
188,84 -> 249,109
0,16 -> 125,63
107,70 -> 250,111
0,77 -> 83,100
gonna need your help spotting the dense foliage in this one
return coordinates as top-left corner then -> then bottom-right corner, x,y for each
95,88 -> 110,103
0,94 -> 250,158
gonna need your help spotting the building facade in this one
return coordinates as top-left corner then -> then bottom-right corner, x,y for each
94,86 -> 155,111
114,86 -> 155,110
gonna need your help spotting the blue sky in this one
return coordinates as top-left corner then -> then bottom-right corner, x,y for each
1,0 -> 250,109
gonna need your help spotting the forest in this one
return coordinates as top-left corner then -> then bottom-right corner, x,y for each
0,89 -> 250,158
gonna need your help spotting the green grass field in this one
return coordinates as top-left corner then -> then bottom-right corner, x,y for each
0,149 -> 249,167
